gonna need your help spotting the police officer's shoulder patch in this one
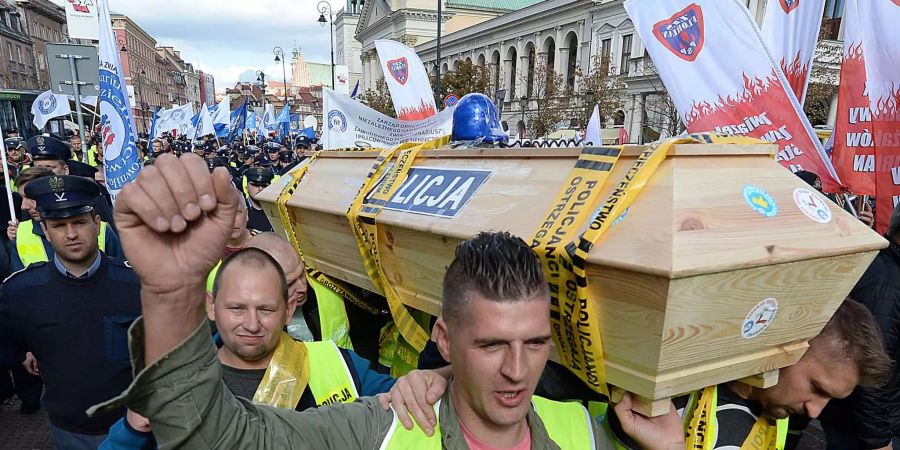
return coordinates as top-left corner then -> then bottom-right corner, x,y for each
107,258 -> 141,284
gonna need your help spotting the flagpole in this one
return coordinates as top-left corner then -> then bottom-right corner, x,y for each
0,124 -> 19,224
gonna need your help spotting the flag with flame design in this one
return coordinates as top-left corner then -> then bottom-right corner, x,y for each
625,0 -> 841,192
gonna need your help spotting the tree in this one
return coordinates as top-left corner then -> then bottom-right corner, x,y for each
358,76 -> 395,118
439,59 -> 491,99
521,53 -> 569,138
572,54 -> 626,130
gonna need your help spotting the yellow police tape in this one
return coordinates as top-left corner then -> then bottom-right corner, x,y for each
252,332 -> 310,409
683,384 -> 787,450
531,133 -> 763,397
275,154 -> 382,316
346,136 -> 452,372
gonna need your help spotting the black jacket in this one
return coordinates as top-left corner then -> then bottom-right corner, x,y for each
820,240 -> 900,448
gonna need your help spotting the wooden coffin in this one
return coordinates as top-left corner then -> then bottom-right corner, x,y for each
257,143 -> 886,410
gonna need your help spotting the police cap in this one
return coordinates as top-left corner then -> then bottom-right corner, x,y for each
26,134 -> 72,161
4,137 -> 22,149
24,175 -> 99,219
245,167 -> 275,187
66,160 -> 99,178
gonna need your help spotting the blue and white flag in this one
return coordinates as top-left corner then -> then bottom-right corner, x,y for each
275,105 -> 290,137
263,104 -> 276,133
98,0 -> 140,200
149,107 -> 160,140
211,97 -> 230,125
350,80 -> 360,99
31,90 -> 71,129
225,100 -> 248,144
192,103 -> 216,139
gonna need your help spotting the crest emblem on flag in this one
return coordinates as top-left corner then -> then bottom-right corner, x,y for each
780,0 -> 800,13
386,58 -> 409,85
38,95 -> 57,115
652,3 -> 705,62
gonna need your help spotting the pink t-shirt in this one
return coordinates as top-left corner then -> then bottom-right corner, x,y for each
460,420 -> 532,450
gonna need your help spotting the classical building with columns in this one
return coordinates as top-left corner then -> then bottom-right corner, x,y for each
418,0 -> 845,141
355,0 -> 540,93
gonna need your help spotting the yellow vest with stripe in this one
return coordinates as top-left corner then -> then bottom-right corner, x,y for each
380,396 -> 595,449
308,276 -> 352,350
206,264 -> 352,351
16,220 -> 108,267
304,340 -> 359,406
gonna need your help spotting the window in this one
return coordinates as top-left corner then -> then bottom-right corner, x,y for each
17,46 -> 23,64
619,34 -> 633,75
821,0 -> 844,40
6,43 -> 12,62
601,38 -> 612,59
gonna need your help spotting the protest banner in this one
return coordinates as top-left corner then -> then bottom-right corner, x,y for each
374,40 -> 438,120
760,0 -> 826,103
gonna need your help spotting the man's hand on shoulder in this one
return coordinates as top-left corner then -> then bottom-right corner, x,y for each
114,153 -> 238,294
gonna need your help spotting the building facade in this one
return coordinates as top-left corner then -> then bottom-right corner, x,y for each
355,0 -> 540,92
0,0 -> 39,136
112,12 -> 162,133
334,0 -> 362,92
199,70 -> 216,105
15,0 -> 64,91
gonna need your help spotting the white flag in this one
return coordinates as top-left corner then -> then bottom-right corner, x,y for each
760,0 -> 826,104
98,0 -> 141,200
211,97 -> 230,125
624,0 -> 841,191
31,91 -> 71,129
322,88 -> 453,149
153,103 -> 195,138
584,106 -> 602,146
193,103 -> 216,139
374,40 -> 438,120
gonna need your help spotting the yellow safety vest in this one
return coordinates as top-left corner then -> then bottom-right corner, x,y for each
16,220 -> 108,267
305,340 -> 359,406
382,396 -> 595,449
87,146 -> 99,167
251,334 -> 358,410
308,276 -> 352,350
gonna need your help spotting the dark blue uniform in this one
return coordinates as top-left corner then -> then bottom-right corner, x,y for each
0,256 -> 141,435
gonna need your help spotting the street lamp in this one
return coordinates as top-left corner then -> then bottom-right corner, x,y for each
317,1 -> 336,90
273,46 -> 289,108
519,96 -> 528,139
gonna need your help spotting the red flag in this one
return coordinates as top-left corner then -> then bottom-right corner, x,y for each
856,0 -> 900,233
831,0 -> 876,196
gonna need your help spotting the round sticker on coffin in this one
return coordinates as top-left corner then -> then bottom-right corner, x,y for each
743,185 -> 778,217
742,298 -> 778,339
793,188 -> 832,224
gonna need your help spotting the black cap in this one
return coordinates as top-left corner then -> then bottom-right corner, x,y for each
278,151 -> 293,163
24,175 -> 100,219
245,167 -> 275,186
66,160 -> 99,178
207,156 -> 231,172
264,142 -> 281,153
254,155 -> 273,167
26,134 -> 72,161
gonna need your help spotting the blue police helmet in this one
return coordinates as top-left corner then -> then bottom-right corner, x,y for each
451,93 -> 508,144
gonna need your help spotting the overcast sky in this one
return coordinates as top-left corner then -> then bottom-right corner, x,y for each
56,0 -> 337,90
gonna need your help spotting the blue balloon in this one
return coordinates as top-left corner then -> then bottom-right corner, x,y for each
451,93 -> 508,144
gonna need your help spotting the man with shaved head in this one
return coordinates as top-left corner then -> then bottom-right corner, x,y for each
247,232 -> 353,348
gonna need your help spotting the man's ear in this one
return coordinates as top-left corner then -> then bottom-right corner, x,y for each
39,221 -> 48,234
434,316 -> 451,364
205,291 -> 216,322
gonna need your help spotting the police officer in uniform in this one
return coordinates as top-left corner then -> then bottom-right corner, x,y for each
25,134 -> 114,220
0,175 -> 142,449
244,167 -> 275,232
7,166 -> 122,272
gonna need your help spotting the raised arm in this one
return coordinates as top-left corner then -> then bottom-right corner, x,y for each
114,153 -> 237,364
